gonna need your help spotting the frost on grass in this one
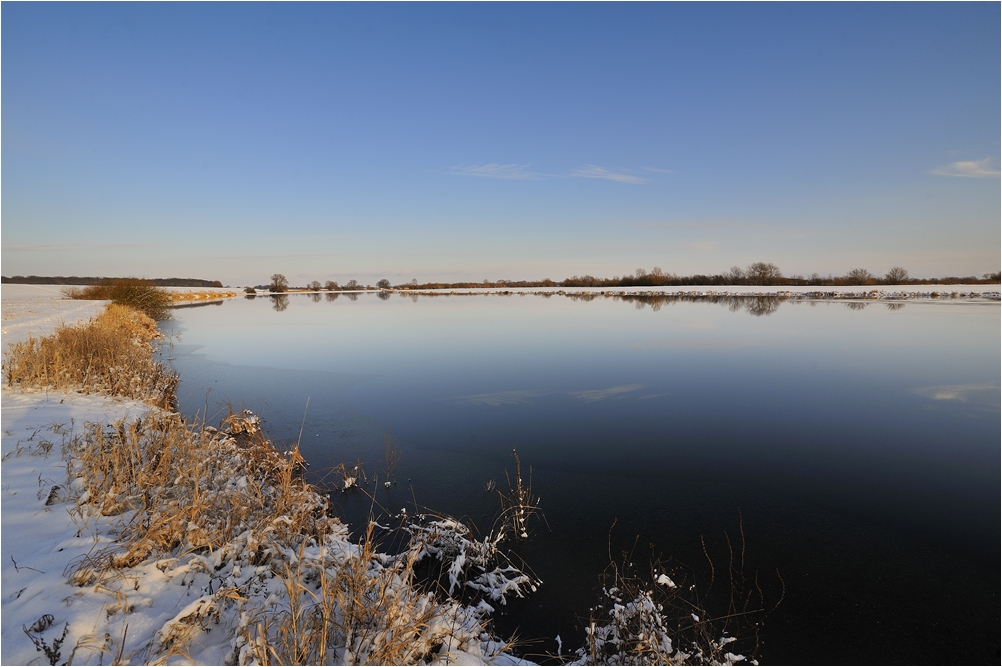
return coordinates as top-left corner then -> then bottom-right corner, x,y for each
404,516 -> 540,605
2,406 -> 531,665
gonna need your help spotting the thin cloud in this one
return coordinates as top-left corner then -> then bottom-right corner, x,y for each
571,165 -> 648,184
459,389 -> 553,406
2,241 -> 164,252
623,217 -> 792,231
570,384 -> 645,402
642,166 -> 676,174
930,159 -> 1000,178
912,383 -> 997,401
447,163 -> 544,180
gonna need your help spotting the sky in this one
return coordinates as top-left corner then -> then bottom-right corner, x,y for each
2,3 -> 999,286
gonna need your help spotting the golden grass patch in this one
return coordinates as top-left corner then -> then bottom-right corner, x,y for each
2,303 -> 177,409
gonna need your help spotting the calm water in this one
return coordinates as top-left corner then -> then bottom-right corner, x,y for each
164,292 -> 1000,664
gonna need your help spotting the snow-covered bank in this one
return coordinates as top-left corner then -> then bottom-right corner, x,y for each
1,393 -> 161,664
1,392 -> 532,665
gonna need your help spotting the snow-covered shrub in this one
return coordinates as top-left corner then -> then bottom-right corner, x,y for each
403,516 -> 540,605
569,545 -> 771,666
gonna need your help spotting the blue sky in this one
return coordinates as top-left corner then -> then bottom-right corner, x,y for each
2,3 -> 999,285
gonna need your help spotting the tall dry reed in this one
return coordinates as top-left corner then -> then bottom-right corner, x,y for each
2,304 -> 177,409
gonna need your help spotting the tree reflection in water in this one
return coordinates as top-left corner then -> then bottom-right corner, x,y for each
271,294 -> 289,312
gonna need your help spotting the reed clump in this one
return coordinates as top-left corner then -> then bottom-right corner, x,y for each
56,408 -> 514,664
2,304 -> 177,409
64,278 -> 174,321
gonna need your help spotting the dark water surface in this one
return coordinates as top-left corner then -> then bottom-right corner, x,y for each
165,292 -> 1000,664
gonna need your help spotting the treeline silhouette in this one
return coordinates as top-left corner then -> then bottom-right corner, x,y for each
400,263 -> 999,290
2,275 -> 223,287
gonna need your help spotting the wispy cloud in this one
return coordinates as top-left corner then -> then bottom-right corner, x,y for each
447,163 -> 544,180
570,384 -> 645,402
571,165 -> 648,184
630,339 -> 772,351
459,389 -> 553,406
2,241 -> 164,252
912,383 -> 997,401
930,159 -> 1000,178
642,166 -> 676,174
622,217 -> 793,231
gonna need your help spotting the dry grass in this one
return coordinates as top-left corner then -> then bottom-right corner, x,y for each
495,448 -> 546,541
64,279 -> 174,321
59,408 -> 510,664
2,304 -> 178,409
64,409 -> 333,583
246,525 -> 490,665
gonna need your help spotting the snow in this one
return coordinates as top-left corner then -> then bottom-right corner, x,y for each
1,284 -> 109,347
656,574 -> 677,588
1,392 -> 169,664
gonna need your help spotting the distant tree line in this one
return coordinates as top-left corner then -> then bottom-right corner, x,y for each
259,265 -> 1001,294
261,274 -> 393,292
2,275 -> 223,287
394,263 -> 1001,290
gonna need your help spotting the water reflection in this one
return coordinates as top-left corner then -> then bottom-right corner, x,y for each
844,302 -> 869,311
326,292 -> 340,302
311,293 -> 323,303
171,300 -> 224,310
377,291 -> 391,301
271,294 -> 289,311
886,302 -> 905,311
616,293 -> 782,316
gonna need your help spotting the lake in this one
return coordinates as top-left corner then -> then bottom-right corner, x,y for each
164,290 -> 1000,665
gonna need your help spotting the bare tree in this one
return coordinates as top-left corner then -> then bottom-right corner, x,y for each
324,280 -> 339,291
376,278 -> 391,289
884,267 -> 909,284
307,280 -> 322,291
746,262 -> 782,283
845,268 -> 874,285
269,274 -> 288,293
